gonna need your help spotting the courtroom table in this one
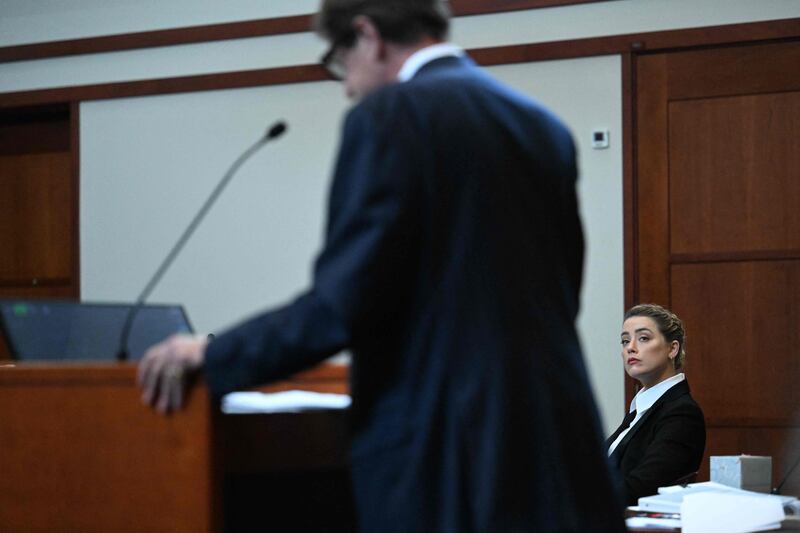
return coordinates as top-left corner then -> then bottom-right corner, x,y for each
0,362 -> 354,533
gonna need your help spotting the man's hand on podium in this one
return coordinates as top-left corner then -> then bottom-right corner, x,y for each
137,334 -> 208,414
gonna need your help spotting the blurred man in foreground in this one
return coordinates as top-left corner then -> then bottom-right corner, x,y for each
139,1 -> 624,530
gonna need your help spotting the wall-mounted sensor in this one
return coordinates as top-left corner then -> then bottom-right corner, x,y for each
591,128 -> 610,149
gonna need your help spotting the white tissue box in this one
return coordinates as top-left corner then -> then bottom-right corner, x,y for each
710,455 -> 772,493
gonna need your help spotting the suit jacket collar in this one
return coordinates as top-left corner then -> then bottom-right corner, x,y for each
412,54 -> 476,80
397,43 -> 464,81
609,380 -> 692,463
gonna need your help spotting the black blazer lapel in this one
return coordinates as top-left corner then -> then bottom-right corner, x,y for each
605,408 -> 637,449
610,380 -> 692,463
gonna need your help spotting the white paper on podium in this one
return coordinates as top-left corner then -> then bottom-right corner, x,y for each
681,492 -> 785,533
221,390 -> 351,414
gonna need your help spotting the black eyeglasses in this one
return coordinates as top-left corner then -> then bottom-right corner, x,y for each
320,31 -> 358,81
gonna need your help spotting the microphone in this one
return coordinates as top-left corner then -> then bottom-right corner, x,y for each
116,121 -> 288,361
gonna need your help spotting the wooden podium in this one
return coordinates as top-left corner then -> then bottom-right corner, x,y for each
0,363 -> 350,533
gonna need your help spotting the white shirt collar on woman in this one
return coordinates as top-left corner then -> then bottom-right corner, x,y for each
631,372 -> 686,414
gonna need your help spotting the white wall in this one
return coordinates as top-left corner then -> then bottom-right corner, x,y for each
2,0 -> 798,93
80,82 -> 346,333
0,0 -> 319,46
5,0 -> 799,434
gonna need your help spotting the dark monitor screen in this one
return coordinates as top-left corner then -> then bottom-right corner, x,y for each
0,300 -> 193,361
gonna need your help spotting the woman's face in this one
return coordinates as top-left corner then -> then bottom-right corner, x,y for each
620,316 -> 679,388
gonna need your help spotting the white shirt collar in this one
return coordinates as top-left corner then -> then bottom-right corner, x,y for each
608,373 -> 686,456
630,373 -> 686,414
397,42 -> 464,82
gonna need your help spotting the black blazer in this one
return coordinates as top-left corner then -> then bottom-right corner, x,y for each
606,380 -> 706,505
205,55 -> 624,532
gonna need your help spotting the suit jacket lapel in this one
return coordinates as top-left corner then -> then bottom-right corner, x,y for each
605,408 -> 638,449
610,380 -> 691,463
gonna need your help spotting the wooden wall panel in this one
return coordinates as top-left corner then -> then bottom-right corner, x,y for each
669,92 -> 800,256
452,0 -> 608,14
0,104 -> 76,304
665,41 -> 800,101
671,260 -> 800,422
634,40 -> 800,493
0,106 -> 69,152
0,152 -> 74,282
0,119 -> 69,155
634,54 -> 671,305
0,285 -> 75,299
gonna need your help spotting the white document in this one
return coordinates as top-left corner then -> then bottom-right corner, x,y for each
681,492 -> 785,533
221,390 -> 351,414
639,481 -> 796,513
625,516 -> 682,530
640,484 -> 723,512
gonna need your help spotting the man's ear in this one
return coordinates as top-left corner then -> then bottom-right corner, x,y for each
352,15 -> 386,60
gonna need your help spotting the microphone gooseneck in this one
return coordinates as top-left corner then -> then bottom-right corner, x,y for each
116,121 -> 288,361
773,452 -> 800,494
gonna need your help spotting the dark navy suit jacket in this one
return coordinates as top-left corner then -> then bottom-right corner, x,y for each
606,380 -> 706,505
205,55 -> 624,532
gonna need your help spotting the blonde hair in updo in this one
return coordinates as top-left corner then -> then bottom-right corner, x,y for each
624,303 -> 686,370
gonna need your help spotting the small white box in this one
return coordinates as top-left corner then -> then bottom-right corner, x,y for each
710,455 -> 772,493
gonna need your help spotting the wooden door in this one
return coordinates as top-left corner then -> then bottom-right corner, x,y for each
634,40 -> 800,494
0,105 -> 78,358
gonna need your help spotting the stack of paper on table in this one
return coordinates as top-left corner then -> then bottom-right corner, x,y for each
221,390 -> 351,414
630,481 -> 799,533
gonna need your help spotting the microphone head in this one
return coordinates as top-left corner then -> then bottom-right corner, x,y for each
266,121 -> 287,140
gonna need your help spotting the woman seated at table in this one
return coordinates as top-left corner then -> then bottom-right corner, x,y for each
606,303 -> 706,505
